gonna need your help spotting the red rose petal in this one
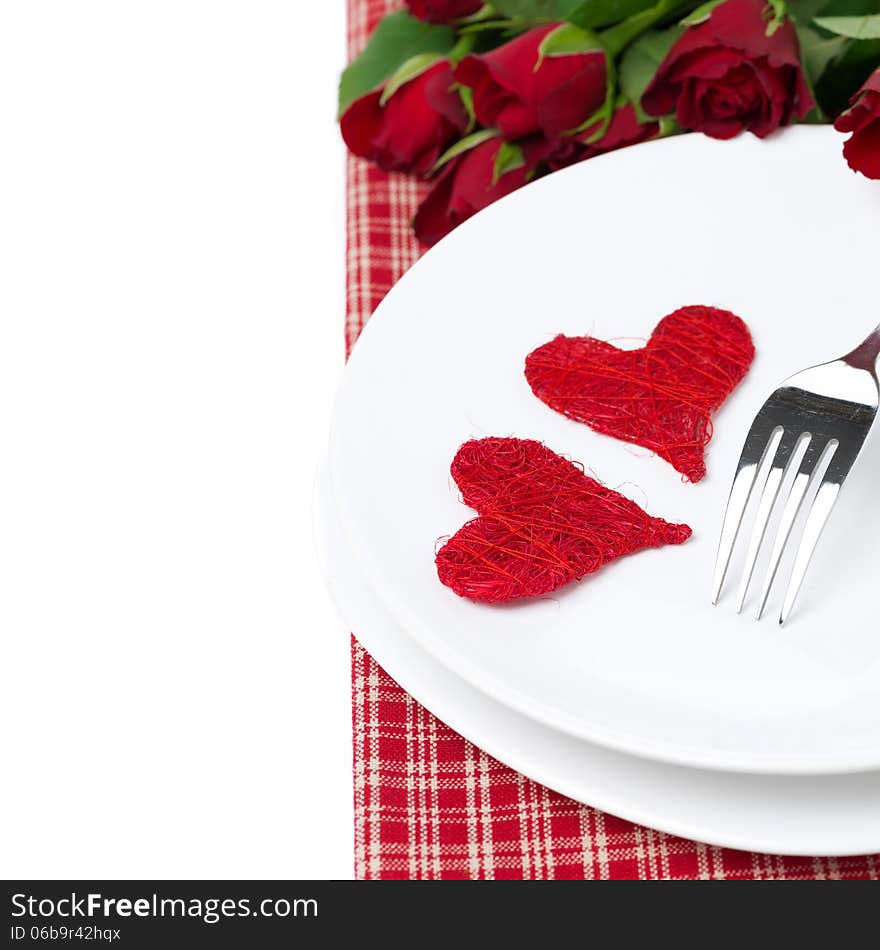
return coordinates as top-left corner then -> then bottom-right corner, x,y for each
842,116 -> 880,180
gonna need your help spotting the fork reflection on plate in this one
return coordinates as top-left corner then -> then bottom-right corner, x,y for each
712,322 -> 880,624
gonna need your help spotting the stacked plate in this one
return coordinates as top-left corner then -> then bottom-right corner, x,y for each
317,127 -> 880,856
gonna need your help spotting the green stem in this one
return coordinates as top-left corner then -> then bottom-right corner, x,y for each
458,16 -> 551,35
600,0 -> 692,57
456,2 -> 499,25
449,31 -> 478,63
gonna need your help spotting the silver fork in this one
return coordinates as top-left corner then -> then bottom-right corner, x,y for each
712,322 -> 880,624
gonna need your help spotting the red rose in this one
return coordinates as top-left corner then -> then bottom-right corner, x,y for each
834,68 -> 880,180
536,105 -> 660,172
406,0 -> 483,22
455,24 -> 608,139
563,104 -> 661,167
413,137 -> 538,245
585,104 -> 660,155
642,0 -> 813,140
340,60 -> 468,175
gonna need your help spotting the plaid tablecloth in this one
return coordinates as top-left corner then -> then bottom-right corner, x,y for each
345,0 -> 880,880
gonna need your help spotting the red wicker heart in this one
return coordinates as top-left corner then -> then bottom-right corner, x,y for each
524,305 -> 755,483
436,437 -> 691,604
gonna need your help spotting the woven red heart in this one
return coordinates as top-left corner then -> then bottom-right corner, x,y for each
436,437 -> 691,603
524,305 -> 755,483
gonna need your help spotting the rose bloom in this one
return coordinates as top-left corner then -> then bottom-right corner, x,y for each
413,137 -> 539,245
340,60 -> 467,175
406,0 -> 483,22
455,24 -> 608,139
642,0 -> 813,139
834,68 -> 880,180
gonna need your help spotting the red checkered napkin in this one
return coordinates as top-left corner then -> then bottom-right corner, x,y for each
344,0 -> 880,880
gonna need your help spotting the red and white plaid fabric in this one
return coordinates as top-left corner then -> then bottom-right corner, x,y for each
345,0 -> 880,880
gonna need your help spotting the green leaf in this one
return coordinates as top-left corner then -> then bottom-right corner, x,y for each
538,22 -> 603,57
431,128 -> 498,173
493,142 -> 526,182
380,53 -> 445,105
558,0 -> 592,14
491,0 -> 567,16
619,26 -> 683,109
784,0 -> 877,22
814,34 -> 880,114
338,12 -> 455,117
788,0 -> 832,21
680,0 -> 725,24
458,0 -> 647,29
565,0 -> 659,29
795,21 -> 846,86
813,13 -> 880,37
816,0 -> 880,15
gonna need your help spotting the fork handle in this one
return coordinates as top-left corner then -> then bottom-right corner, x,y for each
844,322 -> 880,373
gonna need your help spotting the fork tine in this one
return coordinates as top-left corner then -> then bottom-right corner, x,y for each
778,446 -> 841,625
711,465 -> 759,605
754,436 -> 816,620
734,428 -> 794,613
711,426 -> 781,605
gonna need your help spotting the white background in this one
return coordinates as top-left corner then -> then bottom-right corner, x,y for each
0,2 -> 353,878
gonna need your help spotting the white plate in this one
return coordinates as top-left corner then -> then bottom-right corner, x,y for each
330,127 -> 880,775
315,462 -> 880,856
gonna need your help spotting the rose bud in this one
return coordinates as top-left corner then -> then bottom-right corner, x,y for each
455,24 -> 608,140
834,68 -> 880,180
642,0 -> 813,140
406,0 -> 484,22
587,104 -> 660,154
340,60 -> 468,175
413,136 -> 538,246
570,104 -> 660,165
535,105 -> 660,172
